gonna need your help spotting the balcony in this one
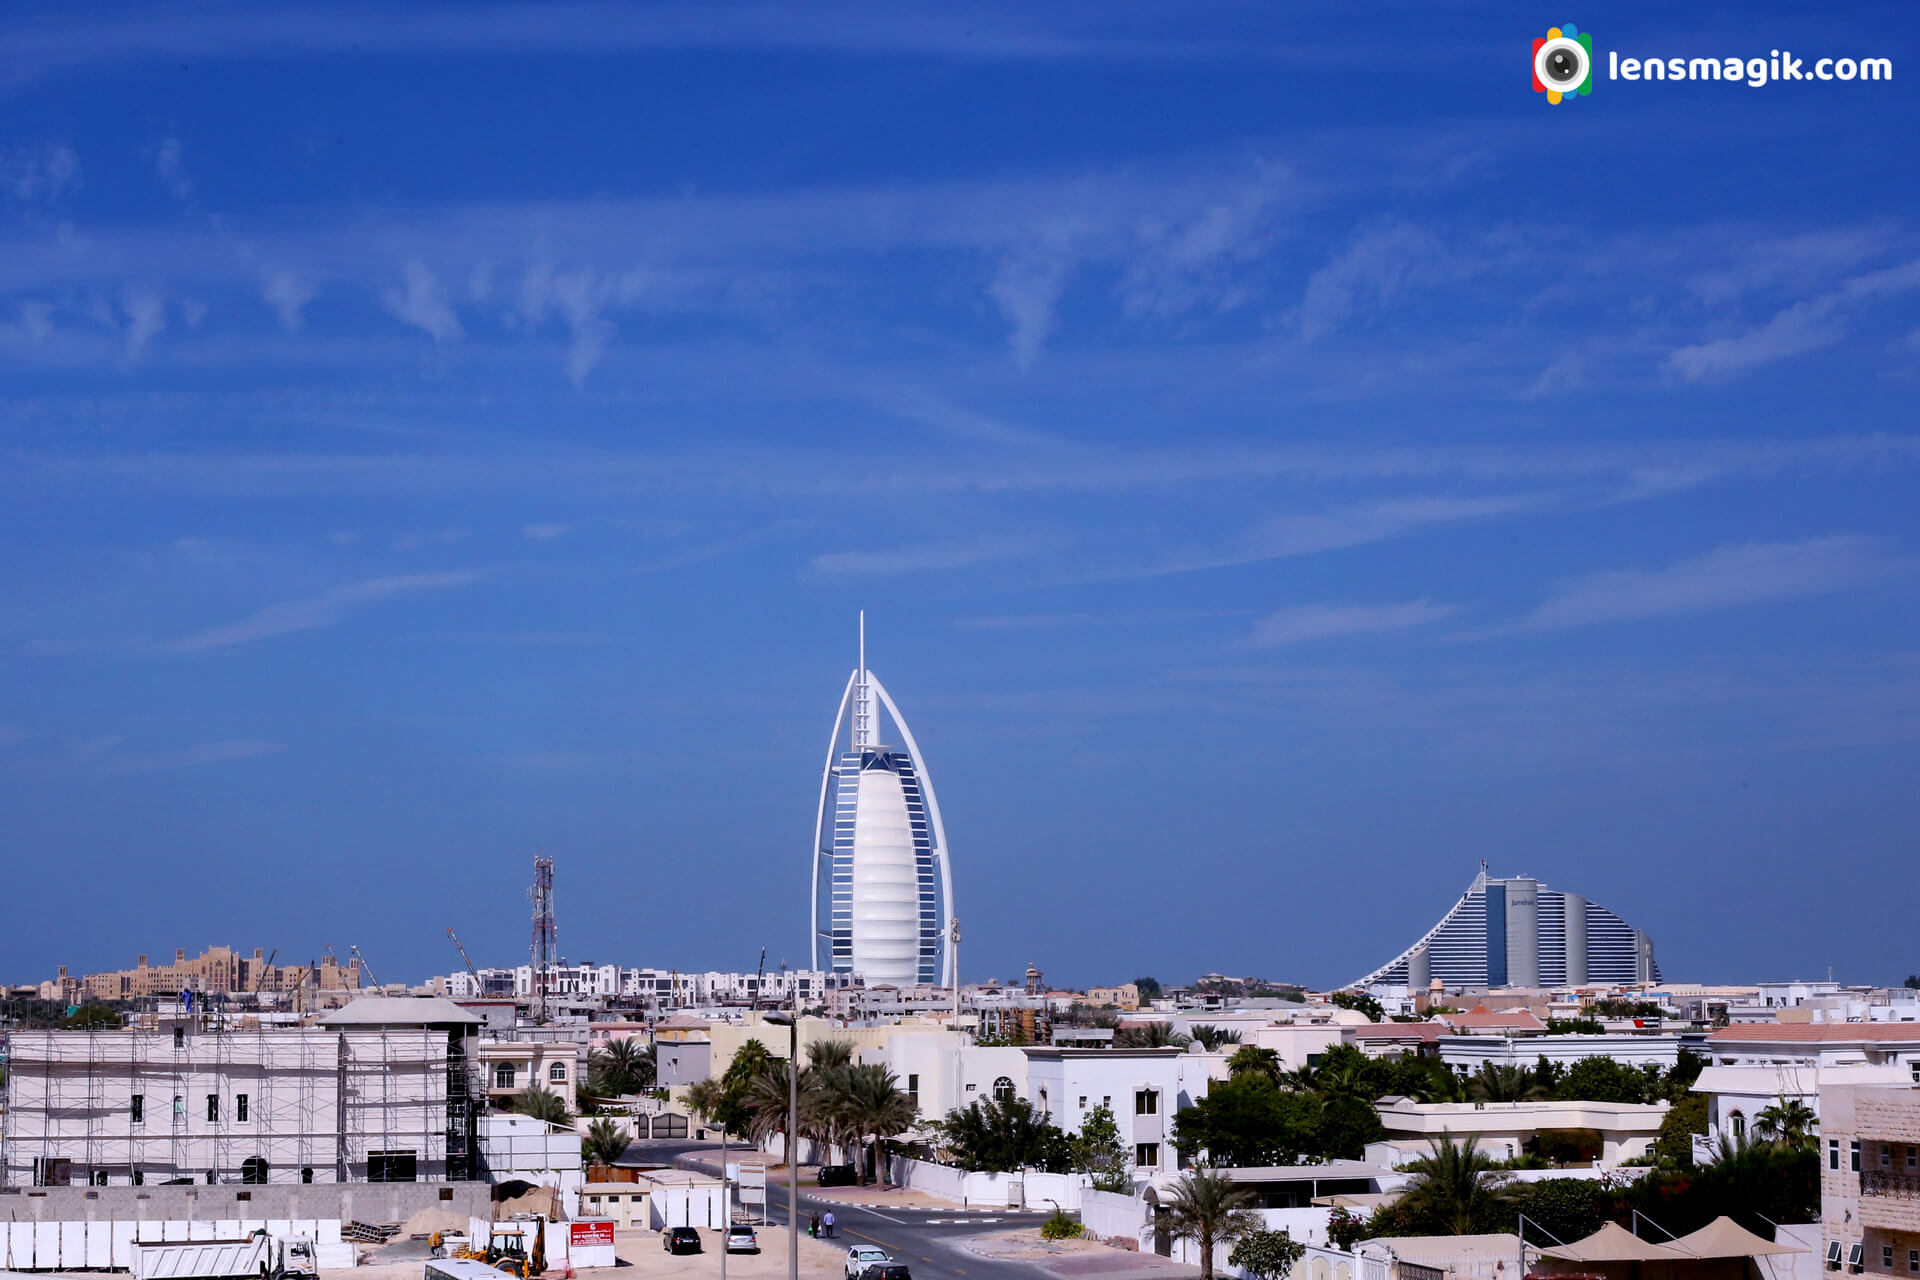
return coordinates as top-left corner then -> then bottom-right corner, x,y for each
1863,1171 -> 1920,1200
1859,1171 -> 1920,1233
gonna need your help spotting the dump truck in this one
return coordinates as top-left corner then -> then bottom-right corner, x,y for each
130,1231 -> 316,1280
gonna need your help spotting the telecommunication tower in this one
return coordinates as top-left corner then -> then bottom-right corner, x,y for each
530,855 -> 556,1023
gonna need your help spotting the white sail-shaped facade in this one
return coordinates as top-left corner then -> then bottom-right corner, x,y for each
810,620 -> 954,988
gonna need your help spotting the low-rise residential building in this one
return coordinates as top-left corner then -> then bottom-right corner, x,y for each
1088,985 -> 1142,1011
1368,1097 -> 1668,1168
476,1038 -> 583,1107
1696,1025 -> 1920,1146
1440,1032 -> 1683,1075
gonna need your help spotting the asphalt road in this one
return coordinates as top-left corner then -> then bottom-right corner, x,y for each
623,1139 -> 1056,1280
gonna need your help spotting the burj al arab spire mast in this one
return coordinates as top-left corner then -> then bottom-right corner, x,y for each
811,613 -> 955,988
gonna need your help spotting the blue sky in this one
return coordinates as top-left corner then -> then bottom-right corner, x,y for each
3,3 -> 1917,992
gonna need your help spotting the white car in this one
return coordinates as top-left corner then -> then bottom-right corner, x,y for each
845,1246 -> 893,1279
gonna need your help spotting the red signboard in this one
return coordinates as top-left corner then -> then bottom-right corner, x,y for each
571,1221 -> 615,1247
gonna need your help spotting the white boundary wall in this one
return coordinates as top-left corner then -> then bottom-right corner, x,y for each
0,1219 -> 343,1272
885,1157 -> 1085,1210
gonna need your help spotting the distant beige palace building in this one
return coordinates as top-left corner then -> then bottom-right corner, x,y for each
69,946 -> 364,1000
1086,985 -> 1141,1011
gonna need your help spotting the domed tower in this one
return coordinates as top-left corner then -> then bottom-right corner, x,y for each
810,615 -> 955,988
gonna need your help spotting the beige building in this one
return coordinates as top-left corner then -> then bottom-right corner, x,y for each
74,947 -> 363,1000
1819,1083 -> 1920,1278
476,1040 -> 584,1107
1087,985 -> 1142,1011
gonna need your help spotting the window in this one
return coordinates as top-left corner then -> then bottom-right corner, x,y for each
992,1077 -> 1016,1103
1730,1111 -> 1745,1140
1886,1248 -> 1895,1270
1850,1244 -> 1864,1272
300,1168 -> 314,1184
367,1151 -> 418,1183
1135,1143 -> 1159,1168
1908,1146 -> 1917,1170
1078,1096 -> 1087,1108
1831,1139 -> 1842,1171
1853,1140 -> 1862,1172
907,1074 -> 920,1107
206,1095 -> 220,1123
1135,1090 -> 1158,1116
173,1095 -> 184,1119
174,1027 -> 185,1049
132,1171 -> 143,1186
494,1064 -> 517,1090
1828,1242 -> 1844,1270
1103,1095 -> 1111,1108
131,1095 -> 145,1124
1906,1249 -> 1916,1272
236,1094 -> 249,1123
1912,1060 -> 1920,1083
91,1170 -> 109,1187
241,1157 -> 268,1185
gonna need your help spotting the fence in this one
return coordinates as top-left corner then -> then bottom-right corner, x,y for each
884,1157 -> 1085,1210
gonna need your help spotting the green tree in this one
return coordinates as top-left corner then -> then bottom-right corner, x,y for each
830,1063 -> 917,1184
1329,991 -> 1385,1021
1554,1056 -> 1648,1104
1545,1019 -> 1606,1034
1229,1230 -> 1306,1280
582,1117 -> 630,1167
586,1039 -> 656,1097
1754,1098 -> 1818,1150
1906,975 -> 1920,990
1663,1048 -> 1706,1101
1654,1094 -> 1708,1168
1172,1072 -> 1323,1166
60,1002 -> 122,1030
1133,977 -> 1163,1000
1226,1045 -> 1283,1083
1115,1022 -> 1191,1049
1318,1096 -> 1386,1160
1163,1166 -> 1262,1280
1467,1063 -> 1548,1103
934,1096 -> 1071,1173
1394,1135 -> 1516,1235
1072,1102 -> 1135,1193
513,1085 -> 572,1126
1512,1178 -> 1608,1246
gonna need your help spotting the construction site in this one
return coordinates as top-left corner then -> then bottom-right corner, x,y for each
0,999 -> 483,1188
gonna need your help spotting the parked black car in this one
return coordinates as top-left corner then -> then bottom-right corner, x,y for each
817,1164 -> 859,1187
663,1227 -> 703,1255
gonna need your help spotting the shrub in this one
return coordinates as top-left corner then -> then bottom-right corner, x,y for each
1041,1211 -> 1084,1240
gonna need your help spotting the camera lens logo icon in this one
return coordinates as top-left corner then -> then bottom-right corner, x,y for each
1532,24 -> 1593,104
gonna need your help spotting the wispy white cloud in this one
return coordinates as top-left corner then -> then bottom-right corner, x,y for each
261,269 -> 316,332
1668,256 -> 1920,382
382,261 -> 462,342
1242,599 -> 1456,648
809,534 -> 1032,577
121,288 -> 166,355
1293,221 -> 1456,341
167,569 -> 485,652
1521,536 -> 1901,631
153,135 -> 192,203
522,522 -> 570,540
2,141 -> 78,202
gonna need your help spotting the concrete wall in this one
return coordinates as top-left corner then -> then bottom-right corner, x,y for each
0,1181 -> 490,1223
884,1157 -> 1084,1210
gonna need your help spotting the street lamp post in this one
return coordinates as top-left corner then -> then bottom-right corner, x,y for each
764,1011 -> 800,1280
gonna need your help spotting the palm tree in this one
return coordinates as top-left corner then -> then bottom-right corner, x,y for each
685,1078 -> 728,1130
586,1039 -> 656,1097
1115,1023 -> 1192,1050
831,1063 -> 918,1184
514,1085 -> 572,1126
1162,1165 -> 1262,1280
1316,1060 -> 1375,1105
1411,1064 -> 1467,1104
1190,1026 -> 1243,1051
1226,1045 -> 1283,1083
1396,1135 -> 1515,1235
808,1039 -> 856,1071
1466,1063 -> 1548,1103
1280,1064 -> 1321,1094
744,1060 -> 799,1157
1753,1099 -> 1818,1149
583,1117 -> 630,1167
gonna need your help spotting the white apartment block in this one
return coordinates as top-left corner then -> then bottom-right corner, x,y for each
1819,1083 -> 1920,1280
1694,1024 -> 1920,1147
0,998 -> 482,1187
437,965 -> 835,1009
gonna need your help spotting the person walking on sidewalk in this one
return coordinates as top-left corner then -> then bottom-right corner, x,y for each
809,1212 -> 820,1238
823,1211 -> 836,1239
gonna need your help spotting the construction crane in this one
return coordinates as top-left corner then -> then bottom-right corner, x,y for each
250,948 -> 278,995
447,929 -> 480,985
349,944 -> 378,988
751,947 -> 766,1010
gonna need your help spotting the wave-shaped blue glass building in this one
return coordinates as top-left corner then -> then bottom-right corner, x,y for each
1353,869 -> 1660,989
809,617 -> 955,988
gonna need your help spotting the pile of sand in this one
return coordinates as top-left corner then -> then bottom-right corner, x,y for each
399,1206 -> 470,1238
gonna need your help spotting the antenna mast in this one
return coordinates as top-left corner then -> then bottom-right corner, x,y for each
852,610 -> 874,749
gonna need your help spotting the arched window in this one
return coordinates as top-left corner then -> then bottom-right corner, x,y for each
494,1064 -> 517,1090
549,1063 -> 567,1083
992,1077 -> 1016,1103
1731,1111 -> 1746,1140
241,1157 -> 268,1185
